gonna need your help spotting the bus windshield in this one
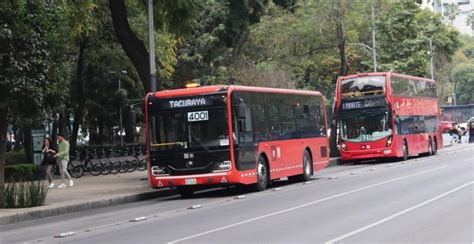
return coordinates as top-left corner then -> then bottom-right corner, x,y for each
340,110 -> 392,142
150,107 -> 230,151
341,76 -> 386,98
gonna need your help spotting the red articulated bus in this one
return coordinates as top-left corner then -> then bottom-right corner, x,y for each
334,72 -> 442,162
145,85 -> 330,197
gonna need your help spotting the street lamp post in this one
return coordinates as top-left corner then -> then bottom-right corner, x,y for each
147,0 -> 157,92
429,38 -> 434,79
111,70 -> 128,146
371,4 -> 377,72
118,76 -> 123,146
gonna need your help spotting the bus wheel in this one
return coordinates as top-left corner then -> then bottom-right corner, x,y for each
254,155 -> 269,191
177,186 -> 195,198
402,141 -> 408,161
428,139 -> 434,156
433,138 -> 438,155
289,150 -> 312,182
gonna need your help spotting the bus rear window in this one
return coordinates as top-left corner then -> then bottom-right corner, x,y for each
341,76 -> 386,98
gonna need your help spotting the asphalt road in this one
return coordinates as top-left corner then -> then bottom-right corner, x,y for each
1,144 -> 473,244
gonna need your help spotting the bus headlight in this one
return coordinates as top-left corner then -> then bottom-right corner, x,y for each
214,161 -> 231,172
385,136 -> 393,147
341,141 -> 347,151
151,166 -> 167,176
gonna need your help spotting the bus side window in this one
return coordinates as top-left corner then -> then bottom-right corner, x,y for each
236,99 -> 253,143
266,102 -> 281,140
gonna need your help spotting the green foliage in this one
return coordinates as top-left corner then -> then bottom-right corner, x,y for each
0,0 -> 73,127
4,181 -> 48,208
467,12 -> 474,32
5,164 -> 39,182
452,61 -> 474,104
173,0 -> 233,86
152,0 -> 202,36
376,1 -> 459,77
5,149 -> 27,165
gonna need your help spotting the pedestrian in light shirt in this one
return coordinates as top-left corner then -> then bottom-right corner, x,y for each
54,133 -> 73,188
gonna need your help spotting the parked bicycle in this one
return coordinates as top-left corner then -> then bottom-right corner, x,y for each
66,144 -> 147,178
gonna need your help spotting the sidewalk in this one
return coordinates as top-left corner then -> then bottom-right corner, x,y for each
0,171 -> 162,225
1,158 -> 341,225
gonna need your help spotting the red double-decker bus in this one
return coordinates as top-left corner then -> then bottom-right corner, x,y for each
334,72 -> 442,162
145,85 -> 329,196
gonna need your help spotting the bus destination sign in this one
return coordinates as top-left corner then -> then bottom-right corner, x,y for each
153,96 -> 220,110
341,96 -> 386,111
169,98 -> 206,108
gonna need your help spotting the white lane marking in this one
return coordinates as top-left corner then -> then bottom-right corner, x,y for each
54,232 -> 75,238
168,165 -> 447,244
326,181 -> 474,244
129,217 -> 147,222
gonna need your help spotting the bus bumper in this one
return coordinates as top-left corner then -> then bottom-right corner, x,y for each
150,171 -> 236,189
341,148 -> 395,161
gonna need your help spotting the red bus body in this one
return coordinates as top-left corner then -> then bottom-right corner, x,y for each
335,72 -> 442,162
145,85 -> 330,190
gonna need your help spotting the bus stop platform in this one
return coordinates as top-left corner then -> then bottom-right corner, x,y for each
1,158 -> 341,225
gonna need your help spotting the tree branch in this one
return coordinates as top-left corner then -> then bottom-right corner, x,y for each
108,0 -> 151,91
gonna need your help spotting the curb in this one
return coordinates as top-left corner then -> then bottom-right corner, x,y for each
0,189 -> 176,226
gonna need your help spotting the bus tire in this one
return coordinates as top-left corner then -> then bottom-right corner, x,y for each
428,138 -> 434,156
177,186 -> 195,198
253,155 -> 269,191
402,141 -> 408,161
433,137 -> 438,155
289,150 -> 312,182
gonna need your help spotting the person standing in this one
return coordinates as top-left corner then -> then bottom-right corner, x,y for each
54,133 -> 73,188
42,138 -> 56,189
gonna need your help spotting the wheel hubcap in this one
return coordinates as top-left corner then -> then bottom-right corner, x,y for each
258,162 -> 266,185
304,156 -> 311,175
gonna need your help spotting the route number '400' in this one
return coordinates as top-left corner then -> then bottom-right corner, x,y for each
187,111 -> 209,122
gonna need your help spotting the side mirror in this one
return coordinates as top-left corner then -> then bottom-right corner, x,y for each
238,103 -> 247,119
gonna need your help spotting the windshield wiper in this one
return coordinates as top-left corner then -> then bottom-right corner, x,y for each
190,131 -> 212,153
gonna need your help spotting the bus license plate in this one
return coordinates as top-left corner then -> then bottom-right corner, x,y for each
188,111 -> 209,122
185,178 -> 197,185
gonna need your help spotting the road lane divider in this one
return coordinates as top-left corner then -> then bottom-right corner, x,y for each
326,180 -> 474,244
168,165 -> 448,244
54,232 -> 75,238
129,217 -> 147,222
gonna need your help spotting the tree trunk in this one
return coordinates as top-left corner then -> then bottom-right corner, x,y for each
98,120 -> 104,145
51,121 -> 58,145
70,41 -> 87,152
23,128 -> 33,164
336,20 -> 348,76
108,0 -> 152,91
0,108 -> 8,208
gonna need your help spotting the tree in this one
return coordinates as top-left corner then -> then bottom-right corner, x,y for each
172,0 -> 232,86
0,0 -> 72,208
466,12 -> 474,35
444,3 -> 459,26
376,1 -> 460,77
68,0 -> 98,151
452,61 -> 474,104
108,0 -> 201,91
